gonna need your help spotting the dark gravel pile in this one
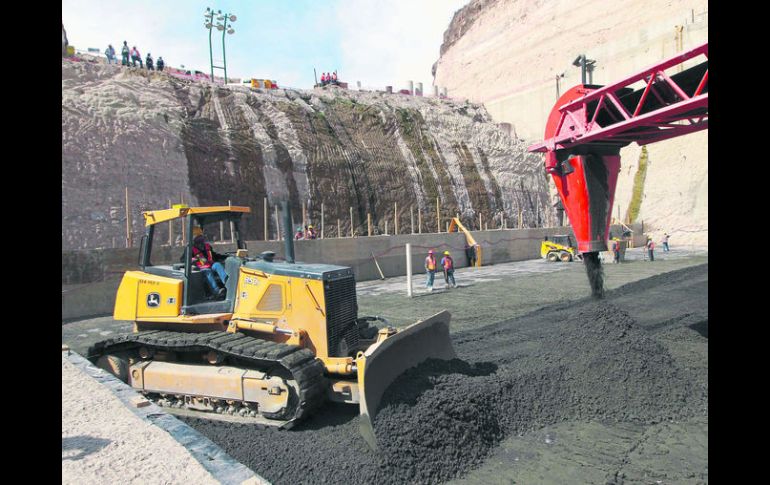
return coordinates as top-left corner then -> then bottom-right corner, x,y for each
184,264 -> 707,484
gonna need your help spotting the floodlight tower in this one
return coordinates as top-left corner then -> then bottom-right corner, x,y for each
204,7 -> 237,83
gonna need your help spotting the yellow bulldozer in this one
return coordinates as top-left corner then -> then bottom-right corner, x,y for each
540,234 -> 581,262
88,203 -> 454,451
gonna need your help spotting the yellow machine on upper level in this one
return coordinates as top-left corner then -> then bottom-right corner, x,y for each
448,217 -> 482,267
89,202 -> 454,451
541,234 -> 581,262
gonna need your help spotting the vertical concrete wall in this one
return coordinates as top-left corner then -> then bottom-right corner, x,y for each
62,224 -> 640,320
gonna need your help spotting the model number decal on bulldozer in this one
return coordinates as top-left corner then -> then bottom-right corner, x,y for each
244,277 -> 259,286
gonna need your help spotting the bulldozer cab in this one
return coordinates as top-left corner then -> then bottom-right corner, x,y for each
136,205 -> 251,315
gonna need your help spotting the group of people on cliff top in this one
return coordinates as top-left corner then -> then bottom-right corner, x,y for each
320,71 -> 339,86
104,41 -> 164,72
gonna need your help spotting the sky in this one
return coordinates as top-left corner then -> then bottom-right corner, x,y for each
62,0 -> 470,90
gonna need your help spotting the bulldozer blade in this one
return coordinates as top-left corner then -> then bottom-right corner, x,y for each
357,310 -> 455,452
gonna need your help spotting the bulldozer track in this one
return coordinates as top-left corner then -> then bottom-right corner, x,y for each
87,330 -> 327,426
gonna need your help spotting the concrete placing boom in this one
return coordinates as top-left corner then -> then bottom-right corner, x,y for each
528,42 -> 708,296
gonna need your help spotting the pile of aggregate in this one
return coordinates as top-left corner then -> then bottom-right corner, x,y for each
184,265 -> 706,484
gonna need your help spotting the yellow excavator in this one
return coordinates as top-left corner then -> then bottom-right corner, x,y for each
88,202 -> 454,451
541,234 -> 581,262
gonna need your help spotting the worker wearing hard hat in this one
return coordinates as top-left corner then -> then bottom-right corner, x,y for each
294,227 -> 305,240
441,250 -> 456,288
190,227 -> 228,298
424,250 -> 437,292
306,224 -> 317,239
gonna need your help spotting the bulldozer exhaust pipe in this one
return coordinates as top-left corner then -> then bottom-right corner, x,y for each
281,200 -> 295,263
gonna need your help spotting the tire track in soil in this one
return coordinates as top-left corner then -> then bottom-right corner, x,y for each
183,264 -> 707,484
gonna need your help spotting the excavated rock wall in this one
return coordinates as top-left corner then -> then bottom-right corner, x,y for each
433,0 -> 708,246
62,61 -> 550,250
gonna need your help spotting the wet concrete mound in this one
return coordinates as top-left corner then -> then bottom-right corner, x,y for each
368,302 -> 693,483
184,267 -> 706,484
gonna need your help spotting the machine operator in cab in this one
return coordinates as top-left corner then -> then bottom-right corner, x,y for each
191,228 -> 228,297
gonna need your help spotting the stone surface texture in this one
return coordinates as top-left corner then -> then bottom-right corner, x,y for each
61,354 -> 219,484
63,61 -> 551,250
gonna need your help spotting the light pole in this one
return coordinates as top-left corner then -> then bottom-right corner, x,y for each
204,8 -> 236,84
572,54 -> 596,85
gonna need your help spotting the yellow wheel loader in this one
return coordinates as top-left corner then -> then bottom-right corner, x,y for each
88,202 -> 454,451
541,234 -> 581,262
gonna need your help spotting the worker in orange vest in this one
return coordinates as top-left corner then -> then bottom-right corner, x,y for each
191,229 -> 227,298
441,250 -> 456,288
424,249 -> 437,292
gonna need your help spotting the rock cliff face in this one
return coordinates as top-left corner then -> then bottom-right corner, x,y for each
62,61 -> 550,250
433,0 -> 708,246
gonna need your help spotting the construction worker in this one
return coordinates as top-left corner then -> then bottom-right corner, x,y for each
146,53 -> 154,71
306,225 -> 317,239
662,232 -> 670,252
612,238 -> 620,264
191,230 -> 227,298
441,251 -> 456,288
294,227 -> 304,240
464,243 -> 475,267
646,238 -> 655,261
156,56 -> 165,71
331,71 -> 338,84
424,250 -> 437,292
121,41 -> 130,66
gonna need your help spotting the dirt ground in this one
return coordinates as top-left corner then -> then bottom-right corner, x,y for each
61,247 -> 707,484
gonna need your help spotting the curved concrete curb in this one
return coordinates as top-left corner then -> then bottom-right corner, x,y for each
63,349 -> 271,485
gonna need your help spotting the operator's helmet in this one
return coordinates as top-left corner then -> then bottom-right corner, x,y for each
308,225 -> 313,229
444,251 -> 450,255
192,226 -> 204,237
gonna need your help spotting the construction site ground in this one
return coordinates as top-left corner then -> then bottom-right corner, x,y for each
61,246 -> 708,484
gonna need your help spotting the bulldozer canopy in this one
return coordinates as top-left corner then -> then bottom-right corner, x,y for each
142,205 -> 251,227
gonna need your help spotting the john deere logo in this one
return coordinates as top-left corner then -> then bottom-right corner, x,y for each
146,293 -> 161,307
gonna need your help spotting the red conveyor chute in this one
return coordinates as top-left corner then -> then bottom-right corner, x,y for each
529,42 -> 708,253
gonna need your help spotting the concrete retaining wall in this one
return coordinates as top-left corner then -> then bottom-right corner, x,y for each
62,224 -> 641,321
